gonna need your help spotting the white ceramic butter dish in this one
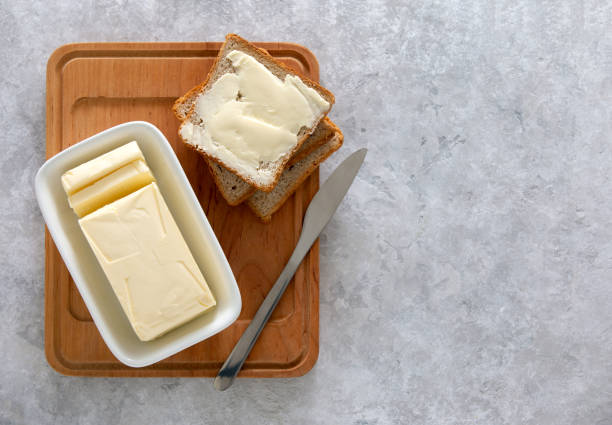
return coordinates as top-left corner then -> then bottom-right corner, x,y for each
35,121 -> 241,367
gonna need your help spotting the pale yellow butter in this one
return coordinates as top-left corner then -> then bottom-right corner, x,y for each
62,141 -> 144,195
79,182 -> 216,341
61,142 -> 216,341
68,159 -> 155,218
180,50 -> 329,182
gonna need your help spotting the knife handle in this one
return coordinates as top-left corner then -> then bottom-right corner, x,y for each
213,246 -> 307,391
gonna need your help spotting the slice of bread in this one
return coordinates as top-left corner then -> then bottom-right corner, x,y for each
247,121 -> 343,222
175,34 -> 335,192
206,118 -> 337,206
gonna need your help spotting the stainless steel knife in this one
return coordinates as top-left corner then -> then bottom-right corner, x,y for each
214,148 -> 367,391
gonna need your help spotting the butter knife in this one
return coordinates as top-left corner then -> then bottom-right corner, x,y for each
214,148 -> 367,391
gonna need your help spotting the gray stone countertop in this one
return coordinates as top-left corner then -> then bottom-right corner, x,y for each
2,1 -> 612,424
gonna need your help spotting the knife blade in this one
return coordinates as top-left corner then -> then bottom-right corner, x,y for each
214,148 -> 367,391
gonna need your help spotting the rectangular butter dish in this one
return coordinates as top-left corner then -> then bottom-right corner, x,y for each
35,121 -> 242,367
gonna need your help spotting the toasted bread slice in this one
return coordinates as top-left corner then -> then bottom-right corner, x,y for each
247,121 -> 343,222
175,34 -> 335,192
206,118 -> 337,206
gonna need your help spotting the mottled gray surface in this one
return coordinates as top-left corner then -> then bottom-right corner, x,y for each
2,0 -> 612,423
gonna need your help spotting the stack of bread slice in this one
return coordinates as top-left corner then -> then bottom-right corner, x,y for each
173,34 -> 343,222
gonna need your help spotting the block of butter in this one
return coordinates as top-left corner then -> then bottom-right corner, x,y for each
62,142 -> 216,341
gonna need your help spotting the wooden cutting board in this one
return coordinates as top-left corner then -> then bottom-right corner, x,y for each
45,42 -> 320,377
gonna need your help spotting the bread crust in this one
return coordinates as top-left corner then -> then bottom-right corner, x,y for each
174,34 -> 335,192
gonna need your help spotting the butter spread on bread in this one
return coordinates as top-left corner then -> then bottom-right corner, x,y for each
179,49 -> 330,189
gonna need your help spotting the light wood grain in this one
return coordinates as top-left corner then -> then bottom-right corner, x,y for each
45,42 -> 320,377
